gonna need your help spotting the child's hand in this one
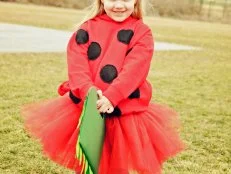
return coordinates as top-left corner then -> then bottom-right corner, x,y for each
97,96 -> 114,114
96,90 -> 114,114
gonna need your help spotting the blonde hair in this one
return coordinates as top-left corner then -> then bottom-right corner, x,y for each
77,0 -> 146,28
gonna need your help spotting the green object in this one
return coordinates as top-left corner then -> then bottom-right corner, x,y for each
76,87 -> 105,174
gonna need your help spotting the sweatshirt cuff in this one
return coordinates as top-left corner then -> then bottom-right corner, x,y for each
103,86 -> 124,107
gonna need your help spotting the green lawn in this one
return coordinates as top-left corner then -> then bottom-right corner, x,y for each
0,2 -> 230,174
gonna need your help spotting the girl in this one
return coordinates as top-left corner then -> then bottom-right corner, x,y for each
23,0 -> 185,173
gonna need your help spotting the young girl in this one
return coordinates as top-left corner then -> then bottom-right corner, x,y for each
23,0 -> 185,173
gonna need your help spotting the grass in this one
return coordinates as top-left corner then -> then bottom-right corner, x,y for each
0,2 -> 231,174
0,2 -> 83,30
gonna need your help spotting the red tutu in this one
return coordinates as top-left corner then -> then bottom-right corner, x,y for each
22,94 -> 184,174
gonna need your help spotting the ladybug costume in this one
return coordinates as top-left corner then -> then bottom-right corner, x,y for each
23,13 -> 184,174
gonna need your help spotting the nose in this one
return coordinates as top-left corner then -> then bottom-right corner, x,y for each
114,1 -> 124,9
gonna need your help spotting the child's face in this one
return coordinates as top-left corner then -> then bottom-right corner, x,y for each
101,0 -> 137,22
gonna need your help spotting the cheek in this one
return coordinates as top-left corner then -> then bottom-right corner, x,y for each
126,4 -> 135,13
125,1 -> 136,11
103,2 -> 114,11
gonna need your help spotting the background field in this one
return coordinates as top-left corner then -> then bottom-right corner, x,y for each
0,2 -> 231,174
0,0 -> 231,23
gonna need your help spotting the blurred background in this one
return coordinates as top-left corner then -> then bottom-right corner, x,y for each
1,0 -> 231,23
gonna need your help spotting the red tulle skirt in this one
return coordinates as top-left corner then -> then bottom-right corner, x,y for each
22,94 -> 184,174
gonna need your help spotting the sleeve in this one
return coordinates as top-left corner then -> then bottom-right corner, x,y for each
67,22 -> 94,100
103,25 -> 154,107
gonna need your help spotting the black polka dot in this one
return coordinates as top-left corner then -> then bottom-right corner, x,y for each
69,91 -> 81,104
105,107 -> 122,117
100,65 -> 118,83
128,88 -> 140,99
76,29 -> 89,44
126,48 -> 133,56
87,42 -> 101,60
117,29 -> 134,44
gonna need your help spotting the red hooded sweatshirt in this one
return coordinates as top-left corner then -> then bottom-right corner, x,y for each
59,13 -> 154,116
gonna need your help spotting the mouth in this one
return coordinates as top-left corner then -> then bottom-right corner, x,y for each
113,11 -> 125,14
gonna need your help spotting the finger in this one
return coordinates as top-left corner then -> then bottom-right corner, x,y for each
97,90 -> 103,99
96,99 -> 104,108
96,100 -> 101,106
103,103 -> 113,113
99,104 -> 109,113
98,104 -> 105,113
97,97 -> 108,107
106,107 -> 114,114
103,107 -> 109,113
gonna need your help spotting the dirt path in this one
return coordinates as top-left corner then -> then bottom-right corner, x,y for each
0,23 -> 198,53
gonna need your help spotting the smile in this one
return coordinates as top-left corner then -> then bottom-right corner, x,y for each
114,11 -> 125,13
